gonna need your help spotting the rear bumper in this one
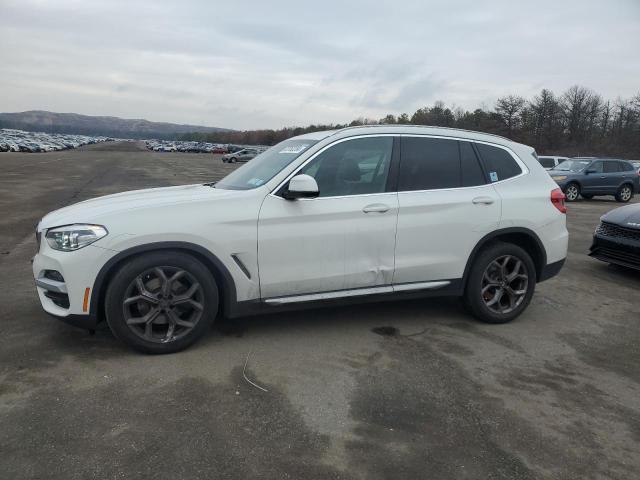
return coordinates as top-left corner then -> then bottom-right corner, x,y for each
539,259 -> 566,281
589,234 -> 640,270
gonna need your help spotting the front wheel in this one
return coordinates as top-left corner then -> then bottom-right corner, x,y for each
615,184 -> 633,203
230,157 -> 237,163
463,242 -> 536,324
564,183 -> 580,202
105,251 -> 218,354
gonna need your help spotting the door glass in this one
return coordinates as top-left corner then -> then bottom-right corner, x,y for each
297,137 -> 393,197
398,137 -> 460,191
460,142 -> 487,186
589,161 -> 604,173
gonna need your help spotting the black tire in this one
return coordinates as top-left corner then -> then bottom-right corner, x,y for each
564,182 -> 580,202
105,251 -> 218,354
463,242 -> 536,324
615,184 -> 633,203
581,194 -> 593,200
230,157 -> 237,163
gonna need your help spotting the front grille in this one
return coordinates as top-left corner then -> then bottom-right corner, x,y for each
596,222 -> 640,242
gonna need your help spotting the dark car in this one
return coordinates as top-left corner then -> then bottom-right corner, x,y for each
589,203 -> 640,270
548,158 -> 639,202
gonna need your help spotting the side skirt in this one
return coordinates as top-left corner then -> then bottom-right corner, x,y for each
226,279 -> 463,318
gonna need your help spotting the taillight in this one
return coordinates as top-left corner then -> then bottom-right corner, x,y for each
551,188 -> 567,214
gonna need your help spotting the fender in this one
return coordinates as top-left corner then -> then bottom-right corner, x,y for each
462,227 -> 548,284
89,241 -> 237,320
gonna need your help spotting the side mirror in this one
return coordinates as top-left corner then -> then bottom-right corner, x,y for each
283,174 -> 319,200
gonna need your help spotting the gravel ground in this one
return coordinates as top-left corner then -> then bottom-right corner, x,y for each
0,141 -> 638,480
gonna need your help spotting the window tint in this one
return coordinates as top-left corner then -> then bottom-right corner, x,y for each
603,161 -> 619,173
297,137 -> 392,197
619,161 -> 634,172
460,142 -> 487,186
589,161 -> 604,173
398,137 -> 460,191
476,144 -> 522,181
538,157 -> 555,168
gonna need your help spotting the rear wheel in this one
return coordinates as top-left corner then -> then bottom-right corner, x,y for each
463,242 -> 536,324
564,183 -> 580,202
615,184 -> 633,203
105,251 -> 218,354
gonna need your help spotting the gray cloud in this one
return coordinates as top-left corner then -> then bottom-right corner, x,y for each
0,0 -> 638,129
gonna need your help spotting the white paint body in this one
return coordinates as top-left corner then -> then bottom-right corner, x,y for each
33,126 -> 568,318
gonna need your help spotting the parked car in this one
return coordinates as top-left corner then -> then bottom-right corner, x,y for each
33,125 -> 568,353
211,146 -> 227,154
548,158 -> 639,202
589,203 -> 640,270
537,155 -> 569,170
631,161 -> 640,175
221,148 -> 259,163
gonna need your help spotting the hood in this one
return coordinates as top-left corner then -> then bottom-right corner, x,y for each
547,169 -> 578,176
38,184 -> 241,230
601,203 -> 640,229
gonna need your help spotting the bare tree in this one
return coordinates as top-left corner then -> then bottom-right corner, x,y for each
495,95 -> 526,138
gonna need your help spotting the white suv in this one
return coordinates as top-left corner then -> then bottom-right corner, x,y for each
33,126 -> 568,353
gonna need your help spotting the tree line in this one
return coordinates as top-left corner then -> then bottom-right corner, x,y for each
181,85 -> 640,158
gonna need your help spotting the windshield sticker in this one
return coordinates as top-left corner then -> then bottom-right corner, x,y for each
489,171 -> 499,182
279,144 -> 310,154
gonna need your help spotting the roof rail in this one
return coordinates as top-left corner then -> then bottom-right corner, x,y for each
331,124 -> 513,142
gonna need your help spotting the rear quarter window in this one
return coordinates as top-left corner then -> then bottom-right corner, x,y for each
475,143 -> 522,182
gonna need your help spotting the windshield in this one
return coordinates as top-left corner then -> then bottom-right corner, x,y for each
215,138 -> 318,190
554,159 -> 591,172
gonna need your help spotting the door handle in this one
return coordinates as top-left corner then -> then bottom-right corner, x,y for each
472,196 -> 495,205
362,203 -> 390,213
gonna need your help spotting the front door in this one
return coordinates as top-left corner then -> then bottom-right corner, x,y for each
257,136 -> 398,299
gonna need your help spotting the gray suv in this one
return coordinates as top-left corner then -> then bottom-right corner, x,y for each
548,158 -> 639,202
221,148 -> 259,163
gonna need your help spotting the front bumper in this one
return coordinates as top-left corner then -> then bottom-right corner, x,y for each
33,236 -> 118,328
589,229 -> 640,270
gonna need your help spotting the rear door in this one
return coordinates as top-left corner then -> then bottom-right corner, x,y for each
393,137 -> 501,285
602,161 -> 623,192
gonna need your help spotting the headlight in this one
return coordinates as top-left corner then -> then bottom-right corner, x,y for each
551,175 -> 568,181
45,224 -> 108,251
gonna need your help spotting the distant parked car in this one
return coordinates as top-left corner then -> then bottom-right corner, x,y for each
538,156 -> 569,170
589,203 -> 640,270
548,158 -> 639,202
0,143 -> 9,152
211,147 -> 227,154
221,148 -> 259,163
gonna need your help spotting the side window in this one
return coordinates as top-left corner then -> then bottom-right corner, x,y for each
538,157 -> 555,168
460,142 -> 487,186
603,161 -> 619,173
398,137 -> 460,191
297,137 -> 393,197
589,161 -> 604,173
619,161 -> 634,172
475,143 -> 522,182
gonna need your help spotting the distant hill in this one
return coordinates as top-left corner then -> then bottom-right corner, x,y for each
0,111 -> 232,139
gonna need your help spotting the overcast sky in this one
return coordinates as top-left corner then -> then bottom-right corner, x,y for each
1,0 -> 639,130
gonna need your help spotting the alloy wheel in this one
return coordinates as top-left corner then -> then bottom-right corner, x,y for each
481,255 -> 529,314
565,184 -> 579,201
620,186 -> 632,201
122,266 -> 204,343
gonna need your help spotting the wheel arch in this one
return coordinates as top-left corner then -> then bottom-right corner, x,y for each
463,227 -> 548,286
90,241 -> 237,322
